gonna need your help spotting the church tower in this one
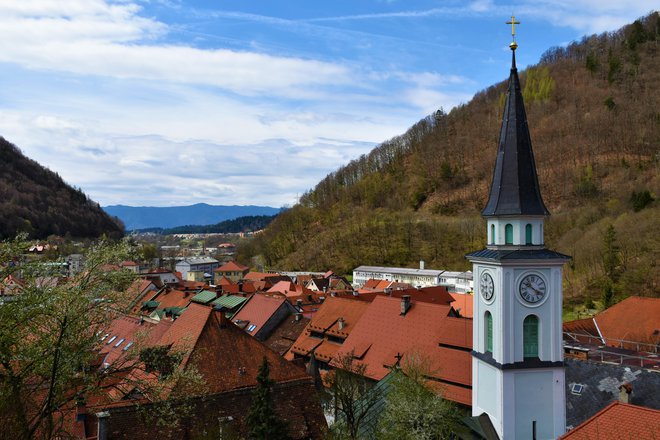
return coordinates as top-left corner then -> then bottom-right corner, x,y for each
466,18 -> 570,439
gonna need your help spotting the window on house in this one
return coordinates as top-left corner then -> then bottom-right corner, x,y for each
505,224 -> 513,245
123,341 -> 133,351
490,224 -> 495,245
114,338 -> 125,348
523,315 -> 539,358
485,311 -> 493,353
526,224 -> 533,245
107,335 -> 117,345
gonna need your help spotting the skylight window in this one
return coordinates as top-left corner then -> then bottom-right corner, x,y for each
100,333 -> 109,341
247,324 -> 257,333
107,335 -> 117,344
571,383 -> 584,395
114,338 -> 125,348
123,341 -> 133,351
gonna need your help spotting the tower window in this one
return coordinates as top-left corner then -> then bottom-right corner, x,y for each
485,311 -> 493,353
505,224 -> 513,245
525,224 -> 533,245
490,224 -> 495,245
523,315 -> 539,358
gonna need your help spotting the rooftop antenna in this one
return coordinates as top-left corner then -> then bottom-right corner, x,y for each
506,14 -> 520,51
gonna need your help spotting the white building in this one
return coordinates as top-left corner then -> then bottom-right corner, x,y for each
353,263 -> 473,292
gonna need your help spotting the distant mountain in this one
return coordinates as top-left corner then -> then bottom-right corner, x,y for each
104,203 -> 281,230
133,214 -> 278,235
0,137 -> 123,239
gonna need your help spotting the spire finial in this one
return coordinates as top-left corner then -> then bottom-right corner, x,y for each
506,15 -> 520,51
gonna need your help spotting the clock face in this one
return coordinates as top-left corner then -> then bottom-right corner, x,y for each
480,272 -> 494,301
519,274 -> 547,303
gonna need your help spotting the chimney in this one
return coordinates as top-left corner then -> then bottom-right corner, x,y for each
384,287 -> 392,296
96,411 -> 110,440
619,382 -> 632,403
400,295 -> 411,315
294,312 -> 302,322
296,298 -> 303,307
338,317 -> 345,330
420,260 -> 425,270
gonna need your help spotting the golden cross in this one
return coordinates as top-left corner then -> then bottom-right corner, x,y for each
506,15 -> 520,39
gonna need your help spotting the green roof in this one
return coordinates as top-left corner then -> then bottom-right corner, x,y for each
142,300 -> 160,309
164,306 -> 186,316
211,294 -> 247,309
191,290 -> 217,304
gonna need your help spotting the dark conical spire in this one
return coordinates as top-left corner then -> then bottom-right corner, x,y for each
482,46 -> 549,217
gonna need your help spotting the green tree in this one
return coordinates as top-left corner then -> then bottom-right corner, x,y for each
246,357 -> 289,440
377,354 -> 462,440
327,351 -> 383,440
602,224 -> 620,283
0,236 -> 136,439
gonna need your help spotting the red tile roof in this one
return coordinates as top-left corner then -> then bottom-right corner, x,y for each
244,271 -> 280,281
449,293 -> 473,318
145,288 -> 192,311
232,294 -> 287,336
333,296 -> 472,405
559,402 -> 660,439
216,261 -> 249,272
287,297 -> 370,362
594,297 -> 660,347
216,275 -> 235,286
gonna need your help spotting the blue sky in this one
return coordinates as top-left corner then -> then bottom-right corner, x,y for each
0,1 -> 656,207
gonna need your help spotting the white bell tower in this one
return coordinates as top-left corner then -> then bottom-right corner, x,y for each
466,17 -> 570,440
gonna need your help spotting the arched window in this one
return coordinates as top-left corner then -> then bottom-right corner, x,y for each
485,311 -> 493,353
525,224 -> 533,245
505,224 -> 513,245
490,224 -> 495,245
523,315 -> 539,358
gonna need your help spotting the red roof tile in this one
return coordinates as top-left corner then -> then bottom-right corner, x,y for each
594,297 -> 660,347
216,261 -> 249,272
559,402 -> 660,439
333,296 -> 472,405
147,288 -> 192,311
449,293 -> 474,318
232,294 -> 287,336
244,271 -> 280,281
287,297 -> 370,362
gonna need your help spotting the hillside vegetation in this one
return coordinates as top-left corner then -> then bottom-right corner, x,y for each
239,14 -> 660,304
0,137 -> 123,239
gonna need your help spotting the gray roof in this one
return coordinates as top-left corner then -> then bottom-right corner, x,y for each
466,249 -> 571,261
353,265 -> 444,277
177,256 -> 219,265
482,50 -> 549,217
565,358 -> 660,429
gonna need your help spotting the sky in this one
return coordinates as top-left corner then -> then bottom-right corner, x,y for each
0,1 -> 657,208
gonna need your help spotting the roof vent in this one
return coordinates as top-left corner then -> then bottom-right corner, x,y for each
294,313 -> 302,322
338,317 -> 345,330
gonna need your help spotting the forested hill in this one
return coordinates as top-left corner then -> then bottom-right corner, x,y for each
239,14 -> 660,303
0,137 -> 123,239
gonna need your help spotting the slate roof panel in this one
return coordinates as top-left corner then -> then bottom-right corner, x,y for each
564,358 -> 660,429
